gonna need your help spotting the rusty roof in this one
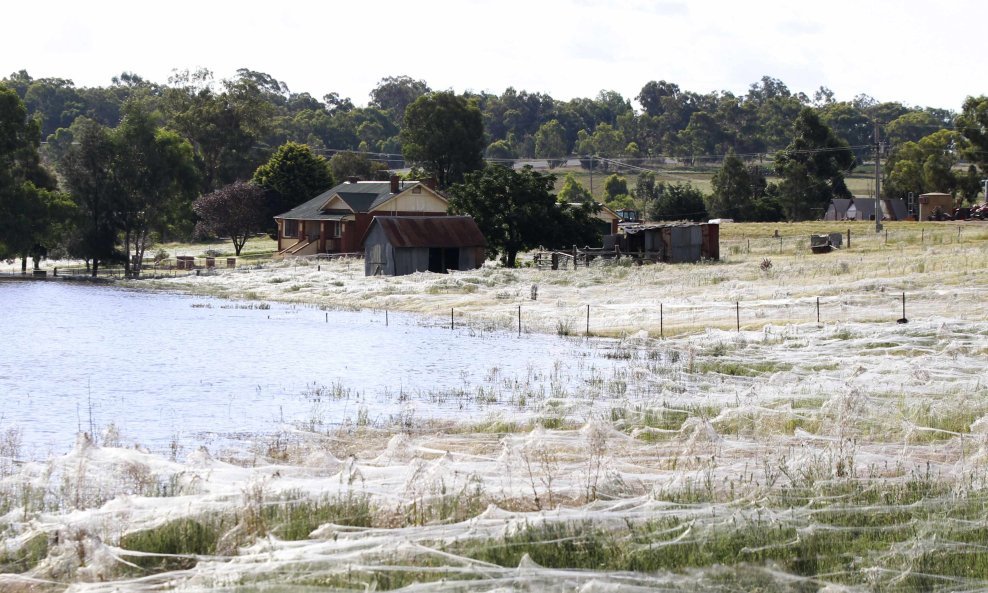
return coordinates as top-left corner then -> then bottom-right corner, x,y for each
367,216 -> 487,248
621,221 -> 715,234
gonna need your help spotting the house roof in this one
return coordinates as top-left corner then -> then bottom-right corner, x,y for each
276,180 -> 441,220
366,216 -> 487,248
885,198 -> 908,220
850,197 -> 878,218
829,198 -> 851,216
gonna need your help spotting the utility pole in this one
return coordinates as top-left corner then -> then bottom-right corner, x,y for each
874,121 -> 882,233
589,155 -> 594,196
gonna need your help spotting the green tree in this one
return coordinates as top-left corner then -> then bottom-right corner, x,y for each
113,101 -> 199,275
708,150 -> 751,219
957,95 -> 988,175
884,130 -> 963,198
369,75 -> 431,127
252,141 -> 335,223
329,150 -> 384,181
0,86 -> 72,270
401,91 -> 485,188
57,118 -> 122,276
773,108 -> 855,220
557,173 -> 592,203
447,165 -> 598,267
885,111 -> 943,147
648,183 -> 708,222
677,111 -> 724,163
192,181 -> 267,255
534,119 -> 568,168
164,68 -> 265,192
603,174 -> 628,201
485,139 -> 515,161
818,101 -> 872,160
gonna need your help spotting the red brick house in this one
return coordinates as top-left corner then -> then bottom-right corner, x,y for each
274,176 -> 449,256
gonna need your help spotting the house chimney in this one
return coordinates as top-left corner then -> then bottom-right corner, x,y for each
422,177 -> 437,191
390,174 -> 400,193
347,176 -> 359,184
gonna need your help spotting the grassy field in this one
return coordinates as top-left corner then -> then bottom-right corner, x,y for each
549,162 -> 881,202
4,222 -> 988,591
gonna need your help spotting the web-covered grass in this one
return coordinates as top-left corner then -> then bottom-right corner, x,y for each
3,221 -> 988,591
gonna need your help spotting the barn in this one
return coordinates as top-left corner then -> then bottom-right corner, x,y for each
363,216 -> 487,276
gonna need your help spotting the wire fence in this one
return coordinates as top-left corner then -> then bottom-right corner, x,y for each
422,290 -> 921,339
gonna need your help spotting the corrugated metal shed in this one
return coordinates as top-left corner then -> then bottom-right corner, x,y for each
364,216 -> 487,276
369,216 -> 487,248
614,222 -> 719,263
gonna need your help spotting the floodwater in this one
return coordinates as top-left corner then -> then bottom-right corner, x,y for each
0,281 -> 616,457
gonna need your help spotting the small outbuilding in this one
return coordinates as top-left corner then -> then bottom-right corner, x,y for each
918,192 -> 955,221
607,222 -> 719,263
363,216 -> 487,276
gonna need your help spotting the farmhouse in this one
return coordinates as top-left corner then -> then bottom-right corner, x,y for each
560,202 -> 622,236
824,196 -> 909,221
274,176 -> 449,256
363,216 -> 487,276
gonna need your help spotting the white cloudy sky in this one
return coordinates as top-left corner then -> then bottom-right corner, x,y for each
4,0 -> 984,111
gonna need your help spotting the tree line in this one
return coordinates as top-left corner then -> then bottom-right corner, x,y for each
2,67 -> 988,273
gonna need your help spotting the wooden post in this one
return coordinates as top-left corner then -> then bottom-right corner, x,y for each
902,292 -> 906,319
325,312 -> 328,323
518,305 -> 521,337
747,239 -> 750,253
816,297 -> 820,323
885,229 -> 888,244
451,308 -> 454,330
736,301 -> 740,332
847,228 -> 851,248
660,303 -> 664,338
586,304 -> 590,337
386,309 -> 389,327
921,228 -> 924,243
958,226 -> 962,242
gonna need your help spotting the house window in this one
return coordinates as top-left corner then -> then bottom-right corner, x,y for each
329,221 -> 341,237
412,186 -> 422,194
284,220 -> 298,238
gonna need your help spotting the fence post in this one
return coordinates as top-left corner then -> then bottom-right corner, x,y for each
386,309 -> 389,327
518,305 -> 521,337
736,301 -> 740,332
847,228 -> 851,248
451,308 -> 454,330
660,303 -> 664,338
586,304 -> 590,337
816,297 -> 820,323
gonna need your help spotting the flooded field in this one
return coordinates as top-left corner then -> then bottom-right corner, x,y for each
0,281 -> 624,457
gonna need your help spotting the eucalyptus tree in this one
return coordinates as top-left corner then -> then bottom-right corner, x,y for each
773,108 -> 855,220
0,86 -> 72,270
401,91 -> 485,188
